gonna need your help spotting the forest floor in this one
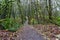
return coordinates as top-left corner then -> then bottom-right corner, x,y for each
33,24 -> 60,40
0,24 -> 60,40
0,25 -> 45,40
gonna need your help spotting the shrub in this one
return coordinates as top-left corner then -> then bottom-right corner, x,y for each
1,18 -> 21,32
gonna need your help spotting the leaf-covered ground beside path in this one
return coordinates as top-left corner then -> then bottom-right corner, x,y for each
0,25 -> 45,40
33,24 -> 60,40
0,24 -> 60,40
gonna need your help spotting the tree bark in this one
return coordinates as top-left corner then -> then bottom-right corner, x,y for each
48,0 -> 52,20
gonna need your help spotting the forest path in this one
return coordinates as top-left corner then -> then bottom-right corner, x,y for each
17,25 -> 45,40
16,19 -> 45,40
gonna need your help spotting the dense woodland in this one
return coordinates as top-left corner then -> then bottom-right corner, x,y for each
0,0 -> 60,40
0,0 -> 60,31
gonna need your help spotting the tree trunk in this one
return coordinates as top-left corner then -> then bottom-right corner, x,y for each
48,0 -> 52,20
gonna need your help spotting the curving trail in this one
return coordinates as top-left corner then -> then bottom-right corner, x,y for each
17,25 -> 45,40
